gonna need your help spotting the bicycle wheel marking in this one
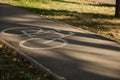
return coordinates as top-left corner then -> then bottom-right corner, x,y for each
19,38 -> 67,50
1,27 -> 74,50
1,27 -> 43,36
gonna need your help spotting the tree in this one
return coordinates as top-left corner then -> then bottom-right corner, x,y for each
115,0 -> 120,18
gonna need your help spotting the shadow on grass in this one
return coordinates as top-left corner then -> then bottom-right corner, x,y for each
52,0 -> 81,4
18,6 -> 120,32
0,2 -> 119,33
90,3 -> 115,7
52,0 -> 114,7
24,7 -> 113,18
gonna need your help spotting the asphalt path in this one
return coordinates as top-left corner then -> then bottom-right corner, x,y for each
90,0 -> 115,4
0,3 -> 120,80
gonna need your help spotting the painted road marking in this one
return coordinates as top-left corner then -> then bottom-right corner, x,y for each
1,27 -> 74,49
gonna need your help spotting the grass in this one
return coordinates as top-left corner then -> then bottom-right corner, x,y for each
0,0 -> 120,42
0,43 -> 54,80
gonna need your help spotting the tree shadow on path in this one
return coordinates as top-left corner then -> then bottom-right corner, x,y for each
0,22 -> 120,80
0,3 -> 120,80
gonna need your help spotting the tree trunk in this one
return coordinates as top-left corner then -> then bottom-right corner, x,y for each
115,0 -> 120,18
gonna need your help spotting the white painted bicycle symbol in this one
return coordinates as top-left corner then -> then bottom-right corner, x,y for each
1,27 -> 74,50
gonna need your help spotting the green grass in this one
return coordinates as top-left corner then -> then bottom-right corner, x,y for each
1,0 -> 120,42
0,44 -> 53,80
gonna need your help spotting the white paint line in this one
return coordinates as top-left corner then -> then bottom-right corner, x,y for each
1,27 -> 75,50
21,31 -> 32,37
19,38 -> 67,50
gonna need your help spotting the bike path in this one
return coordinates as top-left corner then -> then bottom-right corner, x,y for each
0,3 -> 120,80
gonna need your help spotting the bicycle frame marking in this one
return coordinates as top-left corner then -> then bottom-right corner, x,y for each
1,27 -> 74,50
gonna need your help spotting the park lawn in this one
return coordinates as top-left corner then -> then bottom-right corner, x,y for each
1,0 -> 120,42
0,44 -> 52,80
